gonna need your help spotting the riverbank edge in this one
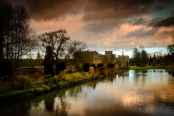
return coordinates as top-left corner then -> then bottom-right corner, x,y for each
0,70 -> 128,103
130,67 -> 166,70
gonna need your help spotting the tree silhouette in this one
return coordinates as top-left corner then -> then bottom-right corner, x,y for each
38,29 -> 70,62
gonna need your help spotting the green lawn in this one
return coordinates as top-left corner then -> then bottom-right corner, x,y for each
130,65 -> 166,70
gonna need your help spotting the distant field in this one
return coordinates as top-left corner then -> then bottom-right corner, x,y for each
130,65 -> 167,70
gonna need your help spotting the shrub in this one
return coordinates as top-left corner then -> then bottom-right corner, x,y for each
17,76 -> 31,89
168,61 -> 172,65
44,61 -> 53,77
152,62 -> 156,67
108,63 -> 114,68
99,70 -> 106,75
56,62 -> 66,74
98,63 -> 103,68
139,64 -> 145,67
0,60 -> 13,80
83,63 -> 90,72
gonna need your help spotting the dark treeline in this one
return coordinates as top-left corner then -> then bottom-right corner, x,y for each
0,0 -> 37,62
130,44 -> 174,66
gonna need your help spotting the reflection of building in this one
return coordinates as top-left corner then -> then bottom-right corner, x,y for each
74,50 -> 129,67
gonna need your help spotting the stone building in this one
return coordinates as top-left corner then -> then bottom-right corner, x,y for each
116,51 -> 129,67
74,50 -> 129,67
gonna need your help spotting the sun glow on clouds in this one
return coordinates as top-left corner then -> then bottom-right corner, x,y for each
30,14 -> 174,57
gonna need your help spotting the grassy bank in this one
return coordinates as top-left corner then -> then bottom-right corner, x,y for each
165,66 -> 174,75
130,65 -> 168,70
0,68 -> 128,102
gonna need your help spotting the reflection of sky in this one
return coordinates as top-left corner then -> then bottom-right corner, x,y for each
1,69 -> 174,116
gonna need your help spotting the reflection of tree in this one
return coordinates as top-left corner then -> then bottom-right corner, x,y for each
0,102 -> 31,116
44,91 -> 58,112
87,81 -> 97,89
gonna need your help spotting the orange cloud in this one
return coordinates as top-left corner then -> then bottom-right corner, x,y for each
143,15 -> 151,20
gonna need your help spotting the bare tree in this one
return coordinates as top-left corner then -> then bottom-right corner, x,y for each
65,40 -> 87,59
1,3 -> 37,61
0,0 -> 13,61
38,29 -> 70,62
65,40 -> 87,68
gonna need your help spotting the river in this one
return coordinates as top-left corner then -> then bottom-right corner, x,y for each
0,69 -> 174,116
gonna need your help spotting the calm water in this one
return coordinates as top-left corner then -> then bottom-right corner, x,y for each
0,69 -> 174,116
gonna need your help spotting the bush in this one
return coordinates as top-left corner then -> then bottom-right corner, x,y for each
17,76 -> 31,89
98,63 -> 103,68
44,61 -> 53,77
139,64 -> 145,67
108,63 -> 114,68
83,63 -> 90,72
56,62 -> 66,74
0,60 -> 13,80
152,62 -> 156,67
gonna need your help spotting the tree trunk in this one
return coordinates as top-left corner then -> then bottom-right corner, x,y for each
0,34 -> 4,61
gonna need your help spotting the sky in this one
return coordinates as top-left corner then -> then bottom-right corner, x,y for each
7,0 -> 174,57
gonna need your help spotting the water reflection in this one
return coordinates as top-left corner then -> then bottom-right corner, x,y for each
0,69 -> 174,116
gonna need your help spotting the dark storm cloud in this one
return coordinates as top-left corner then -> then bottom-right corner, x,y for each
7,0 -> 172,21
124,28 -> 158,38
128,18 -> 148,26
149,16 -> 174,27
7,0 -> 86,21
170,8 -> 174,15
82,0 -> 171,21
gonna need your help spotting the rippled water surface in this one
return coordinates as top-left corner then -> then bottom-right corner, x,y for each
1,69 -> 174,116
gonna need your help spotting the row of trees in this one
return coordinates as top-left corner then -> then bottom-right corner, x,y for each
131,46 -> 148,65
130,43 -> 174,66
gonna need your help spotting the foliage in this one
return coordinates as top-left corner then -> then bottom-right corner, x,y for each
43,46 -> 54,66
44,61 -> 53,77
108,63 -> 114,68
65,40 -> 87,59
132,46 -> 148,65
149,55 -> 152,65
38,29 -> 70,61
167,44 -> 174,54
152,62 -> 156,67
97,63 -> 103,68
17,75 -> 31,89
0,2 -> 37,61
165,66 -> 174,74
139,64 -> 146,67
56,62 -> 66,74
0,60 -> 13,79
83,63 -> 90,72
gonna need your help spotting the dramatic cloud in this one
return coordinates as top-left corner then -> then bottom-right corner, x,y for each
123,28 -> 159,38
83,0 -> 171,21
8,0 -> 172,22
150,16 -> 174,27
7,0 -> 86,21
6,0 -> 174,55
170,8 -> 174,15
